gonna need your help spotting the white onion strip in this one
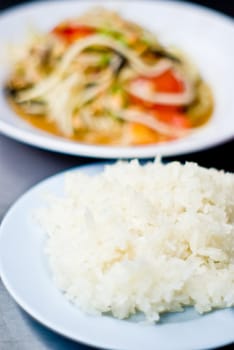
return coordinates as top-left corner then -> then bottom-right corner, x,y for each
17,34 -> 172,102
57,35 -> 173,77
17,75 -> 59,102
77,79 -> 111,108
117,109 -> 190,137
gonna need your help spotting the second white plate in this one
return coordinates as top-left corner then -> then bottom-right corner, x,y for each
0,163 -> 233,350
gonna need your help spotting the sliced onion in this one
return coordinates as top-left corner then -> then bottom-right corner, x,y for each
117,109 -> 190,137
57,34 -> 173,77
17,75 -> 60,102
77,79 -> 111,108
46,73 -> 79,135
17,34 -> 174,102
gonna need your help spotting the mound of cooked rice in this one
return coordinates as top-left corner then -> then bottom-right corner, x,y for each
39,160 -> 234,321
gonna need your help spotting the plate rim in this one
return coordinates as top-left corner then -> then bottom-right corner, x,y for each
0,162 -> 234,350
0,118 -> 233,159
0,0 -> 234,158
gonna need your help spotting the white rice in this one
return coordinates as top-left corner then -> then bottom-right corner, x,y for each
39,160 -> 234,322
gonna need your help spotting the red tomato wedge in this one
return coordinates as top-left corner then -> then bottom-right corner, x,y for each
149,69 -> 184,93
52,24 -> 96,44
155,110 -> 191,129
149,105 -> 191,129
128,69 -> 191,130
131,69 -> 185,96
128,69 -> 186,110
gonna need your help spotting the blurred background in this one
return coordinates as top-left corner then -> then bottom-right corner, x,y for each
1,0 -> 234,17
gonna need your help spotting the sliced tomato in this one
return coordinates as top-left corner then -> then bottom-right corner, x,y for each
52,24 -> 96,44
150,104 -> 182,113
149,69 -> 184,93
131,69 -> 184,95
155,109 -> 191,129
129,69 -> 185,108
128,93 -> 154,109
128,70 -> 191,130
128,102 -> 191,132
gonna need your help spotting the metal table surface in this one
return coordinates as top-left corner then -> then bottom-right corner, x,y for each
0,1 -> 234,349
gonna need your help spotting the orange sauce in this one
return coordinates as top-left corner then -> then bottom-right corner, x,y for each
8,85 -> 213,146
8,98 -> 122,145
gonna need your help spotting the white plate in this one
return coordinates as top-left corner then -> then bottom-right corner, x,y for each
0,163 -> 234,350
0,1 -> 233,158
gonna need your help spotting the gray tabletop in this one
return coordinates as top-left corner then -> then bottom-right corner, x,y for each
0,134 -> 97,350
